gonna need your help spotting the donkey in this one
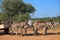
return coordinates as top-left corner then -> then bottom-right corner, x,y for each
21,21 -> 29,35
22,20 -> 35,35
9,22 -> 23,36
33,20 -> 54,36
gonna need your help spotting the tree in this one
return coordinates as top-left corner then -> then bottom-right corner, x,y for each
1,0 -> 36,22
0,12 -> 7,21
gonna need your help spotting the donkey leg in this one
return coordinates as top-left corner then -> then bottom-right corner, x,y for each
34,28 -> 36,35
10,28 -> 13,35
25,28 -> 27,35
20,28 -> 23,36
34,30 -> 38,35
11,30 -> 13,35
36,29 -> 38,34
43,27 -> 48,36
34,27 -> 38,35
16,32 -> 18,35
24,25 -> 28,35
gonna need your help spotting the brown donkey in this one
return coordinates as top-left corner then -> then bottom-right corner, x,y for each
33,20 -> 54,36
9,22 -> 23,36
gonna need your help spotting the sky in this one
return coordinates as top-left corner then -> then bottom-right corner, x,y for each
23,0 -> 60,18
0,0 -> 60,18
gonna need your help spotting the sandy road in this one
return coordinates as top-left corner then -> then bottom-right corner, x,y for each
0,28 -> 60,40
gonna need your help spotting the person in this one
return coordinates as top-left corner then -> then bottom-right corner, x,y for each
28,20 -> 33,27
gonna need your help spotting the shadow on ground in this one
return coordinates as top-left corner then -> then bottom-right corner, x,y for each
0,32 -> 11,36
0,32 -> 60,36
46,32 -> 60,35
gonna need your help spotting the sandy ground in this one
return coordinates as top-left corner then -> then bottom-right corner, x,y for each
0,28 -> 60,40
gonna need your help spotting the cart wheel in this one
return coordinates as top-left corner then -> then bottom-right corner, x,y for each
4,28 -> 9,34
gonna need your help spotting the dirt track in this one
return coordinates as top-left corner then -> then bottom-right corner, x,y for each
0,28 -> 60,40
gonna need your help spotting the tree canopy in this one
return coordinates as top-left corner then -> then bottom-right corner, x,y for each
1,0 -> 36,22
